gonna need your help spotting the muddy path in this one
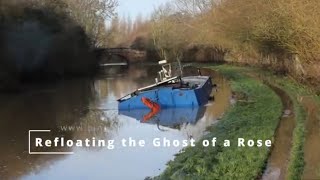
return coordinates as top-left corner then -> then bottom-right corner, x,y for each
262,85 -> 295,180
247,71 -> 320,180
301,96 -> 320,180
263,82 -> 320,180
242,72 -> 295,180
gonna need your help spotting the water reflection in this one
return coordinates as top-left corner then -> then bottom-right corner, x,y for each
0,65 -> 231,180
0,78 -> 107,179
119,107 -> 206,130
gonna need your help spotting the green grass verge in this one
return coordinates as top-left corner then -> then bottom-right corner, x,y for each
213,65 -> 307,180
154,65 -> 283,180
217,65 -> 308,180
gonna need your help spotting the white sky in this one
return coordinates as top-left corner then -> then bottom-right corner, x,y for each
117,0 -> 170,19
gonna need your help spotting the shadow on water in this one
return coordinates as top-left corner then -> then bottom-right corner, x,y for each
0,64 -> 231,180
119,107 -> 207,131
0,79 -> 116,179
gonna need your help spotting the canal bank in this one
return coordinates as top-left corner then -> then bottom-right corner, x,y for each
154,65 -> 320,180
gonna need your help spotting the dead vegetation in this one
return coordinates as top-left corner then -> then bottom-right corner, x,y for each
111,0 -> 320,90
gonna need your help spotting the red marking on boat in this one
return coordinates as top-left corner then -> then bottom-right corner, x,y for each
142,109 -> 160,122
141,97 -> 160,122
141,97 -> 160,110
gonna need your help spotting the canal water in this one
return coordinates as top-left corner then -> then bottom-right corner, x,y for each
0,65 -> 231,180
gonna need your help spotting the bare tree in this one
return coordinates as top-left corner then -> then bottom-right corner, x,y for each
151,2 -> 193,75
174,0 -> 213,15
66,0 -> 118,47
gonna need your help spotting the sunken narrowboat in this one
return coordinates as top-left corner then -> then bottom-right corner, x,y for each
118,60 -> 214,110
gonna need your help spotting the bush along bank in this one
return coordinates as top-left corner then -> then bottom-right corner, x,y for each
154,65 -> 283,180
0,1 -> 101,91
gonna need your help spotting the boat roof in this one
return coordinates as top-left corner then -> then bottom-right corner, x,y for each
117,76 -> 211,101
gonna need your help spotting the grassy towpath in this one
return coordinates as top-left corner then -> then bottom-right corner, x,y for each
155,64 -> 320,180
154,65 -> 283,180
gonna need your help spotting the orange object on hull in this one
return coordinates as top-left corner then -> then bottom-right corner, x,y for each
141,97 -> 160,110
141,97 -> 160,122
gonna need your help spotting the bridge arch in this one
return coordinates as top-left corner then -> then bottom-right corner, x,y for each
95,47 -> 146,66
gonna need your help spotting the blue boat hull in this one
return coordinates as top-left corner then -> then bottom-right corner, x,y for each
118,76 -> 213,110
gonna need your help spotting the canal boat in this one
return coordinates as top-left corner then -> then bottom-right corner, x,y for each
118,60 -> 214,110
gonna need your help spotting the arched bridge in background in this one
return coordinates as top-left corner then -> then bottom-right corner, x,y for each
95,48 -> 146,67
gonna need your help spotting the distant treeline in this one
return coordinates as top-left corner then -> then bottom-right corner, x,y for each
109,0 -> 320,90
0,0 -> 117,91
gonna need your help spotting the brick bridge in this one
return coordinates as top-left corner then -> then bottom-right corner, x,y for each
95,48 -> 146,66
